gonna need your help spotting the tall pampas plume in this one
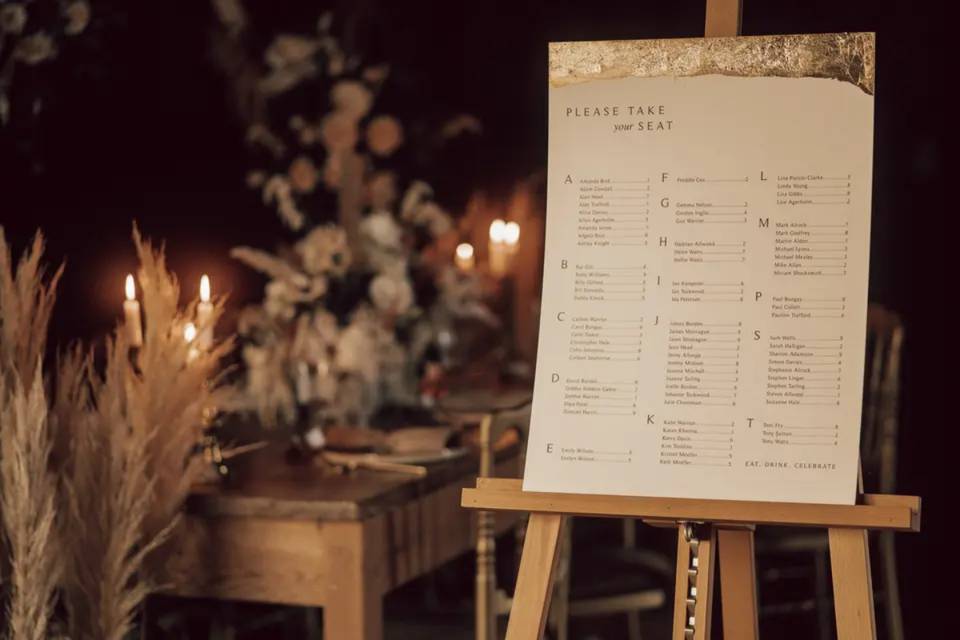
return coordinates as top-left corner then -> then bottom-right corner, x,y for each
0,229 -> 63,388
0,229 -> 63,639
131,226 -> 234,539
60,226 -> 234,639
0,366 -> 62,640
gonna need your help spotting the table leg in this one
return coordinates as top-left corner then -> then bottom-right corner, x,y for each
323,580 -> 383,640
323,521 -> 385,640
829,527 -> 877,640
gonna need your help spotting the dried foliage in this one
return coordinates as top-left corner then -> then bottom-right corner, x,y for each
60,334 -> 162,640
0,367 -> 61,640
0,225 -> 232,639
0,229 -> 63,639
0,229 -> 62,389
59,228 -> 233,640
131,228 -> 234,538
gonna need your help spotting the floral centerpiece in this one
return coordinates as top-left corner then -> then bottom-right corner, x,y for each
211,2 -> 496,437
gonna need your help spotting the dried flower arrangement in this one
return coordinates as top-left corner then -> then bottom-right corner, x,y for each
0,228 -> 231,639
211,1 -> 496,434
0,1 -> 92,127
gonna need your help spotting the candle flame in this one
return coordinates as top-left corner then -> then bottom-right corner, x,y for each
455,243 -> 474,259
489,219 -> 506,242
200,274 -> 211,302
125,274 -> 136,301
504,221 -> 520,245
184,322 -> 197,343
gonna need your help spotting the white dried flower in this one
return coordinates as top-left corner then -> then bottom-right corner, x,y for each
262,175 -> 305,230
400,181 -> 433,218
264,279 -> 298,321
63,1 -> 91,36
14,33 -> 57,65
335,321 -> 378,383
265,34 -> 319,69
312,310 -> 339,345
246,123 -> 286,157
296,225 -> 352,277
360,210 -> 403,251
369,272 -> 414,315
331,80 -> 373,121
365,115 -> 403,157
259,65 -> 315,95
0,4 -> 27,35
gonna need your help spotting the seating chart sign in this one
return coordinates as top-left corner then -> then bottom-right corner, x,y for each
524,34 -> 876,505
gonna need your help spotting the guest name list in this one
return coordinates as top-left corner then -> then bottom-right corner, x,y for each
524,38 -> 874,505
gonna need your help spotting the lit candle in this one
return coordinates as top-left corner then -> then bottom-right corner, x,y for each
504,221 -> 520,256
183,322 -> 199,362
197,274 -> 214,350
123,274 -> 143,348
454,242 -> 475,272
488,219 -> 509,277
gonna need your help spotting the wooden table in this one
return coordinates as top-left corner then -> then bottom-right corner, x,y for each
160,442 -> 522,640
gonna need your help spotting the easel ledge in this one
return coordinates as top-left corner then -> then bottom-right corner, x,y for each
462,477 -> 920,532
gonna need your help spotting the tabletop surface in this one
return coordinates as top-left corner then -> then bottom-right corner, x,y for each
187,436 -> 521,522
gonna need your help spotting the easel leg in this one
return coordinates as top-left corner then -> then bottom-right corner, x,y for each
672,524 -> 717,640
505,513 -> 567,640
717,527 -> 759,640
828,528 -> 877,640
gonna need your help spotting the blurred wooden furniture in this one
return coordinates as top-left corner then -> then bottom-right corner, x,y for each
556,518 -> 670,640
159,440 -> 522,640
438,390 -> 533,640
461,478 -> 920,640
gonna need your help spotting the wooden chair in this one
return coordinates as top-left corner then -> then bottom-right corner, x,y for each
557,518 -> 670,640
756,304 -> 905,639
438,390 -> 533,640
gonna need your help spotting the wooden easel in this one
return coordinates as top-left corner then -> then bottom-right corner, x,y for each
463,478 -> 920,639
461,2 -> 922,638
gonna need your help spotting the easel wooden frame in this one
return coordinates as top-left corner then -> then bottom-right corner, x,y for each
461,1 -> 922,638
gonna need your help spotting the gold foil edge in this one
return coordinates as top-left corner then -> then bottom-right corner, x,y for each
549,33 -> 875,95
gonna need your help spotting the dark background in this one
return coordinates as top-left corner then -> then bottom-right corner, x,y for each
0,1 -> 947,636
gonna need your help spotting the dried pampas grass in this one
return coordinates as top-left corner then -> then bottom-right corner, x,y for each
60,227 -> 233,639
131,227 -> 234,539
61,334 -> 163,640
0,225 -> 232,639
0,229 -> 63,388
0,229 -> 63,639
0,367 -> 62,640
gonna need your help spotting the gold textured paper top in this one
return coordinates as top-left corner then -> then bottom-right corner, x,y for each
549,33 -> 875,95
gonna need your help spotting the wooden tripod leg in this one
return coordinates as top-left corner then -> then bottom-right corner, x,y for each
829,528 -> 877,640
505,513 -> 566,640
718,527 -> 759,640
672,524 -> 718,640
